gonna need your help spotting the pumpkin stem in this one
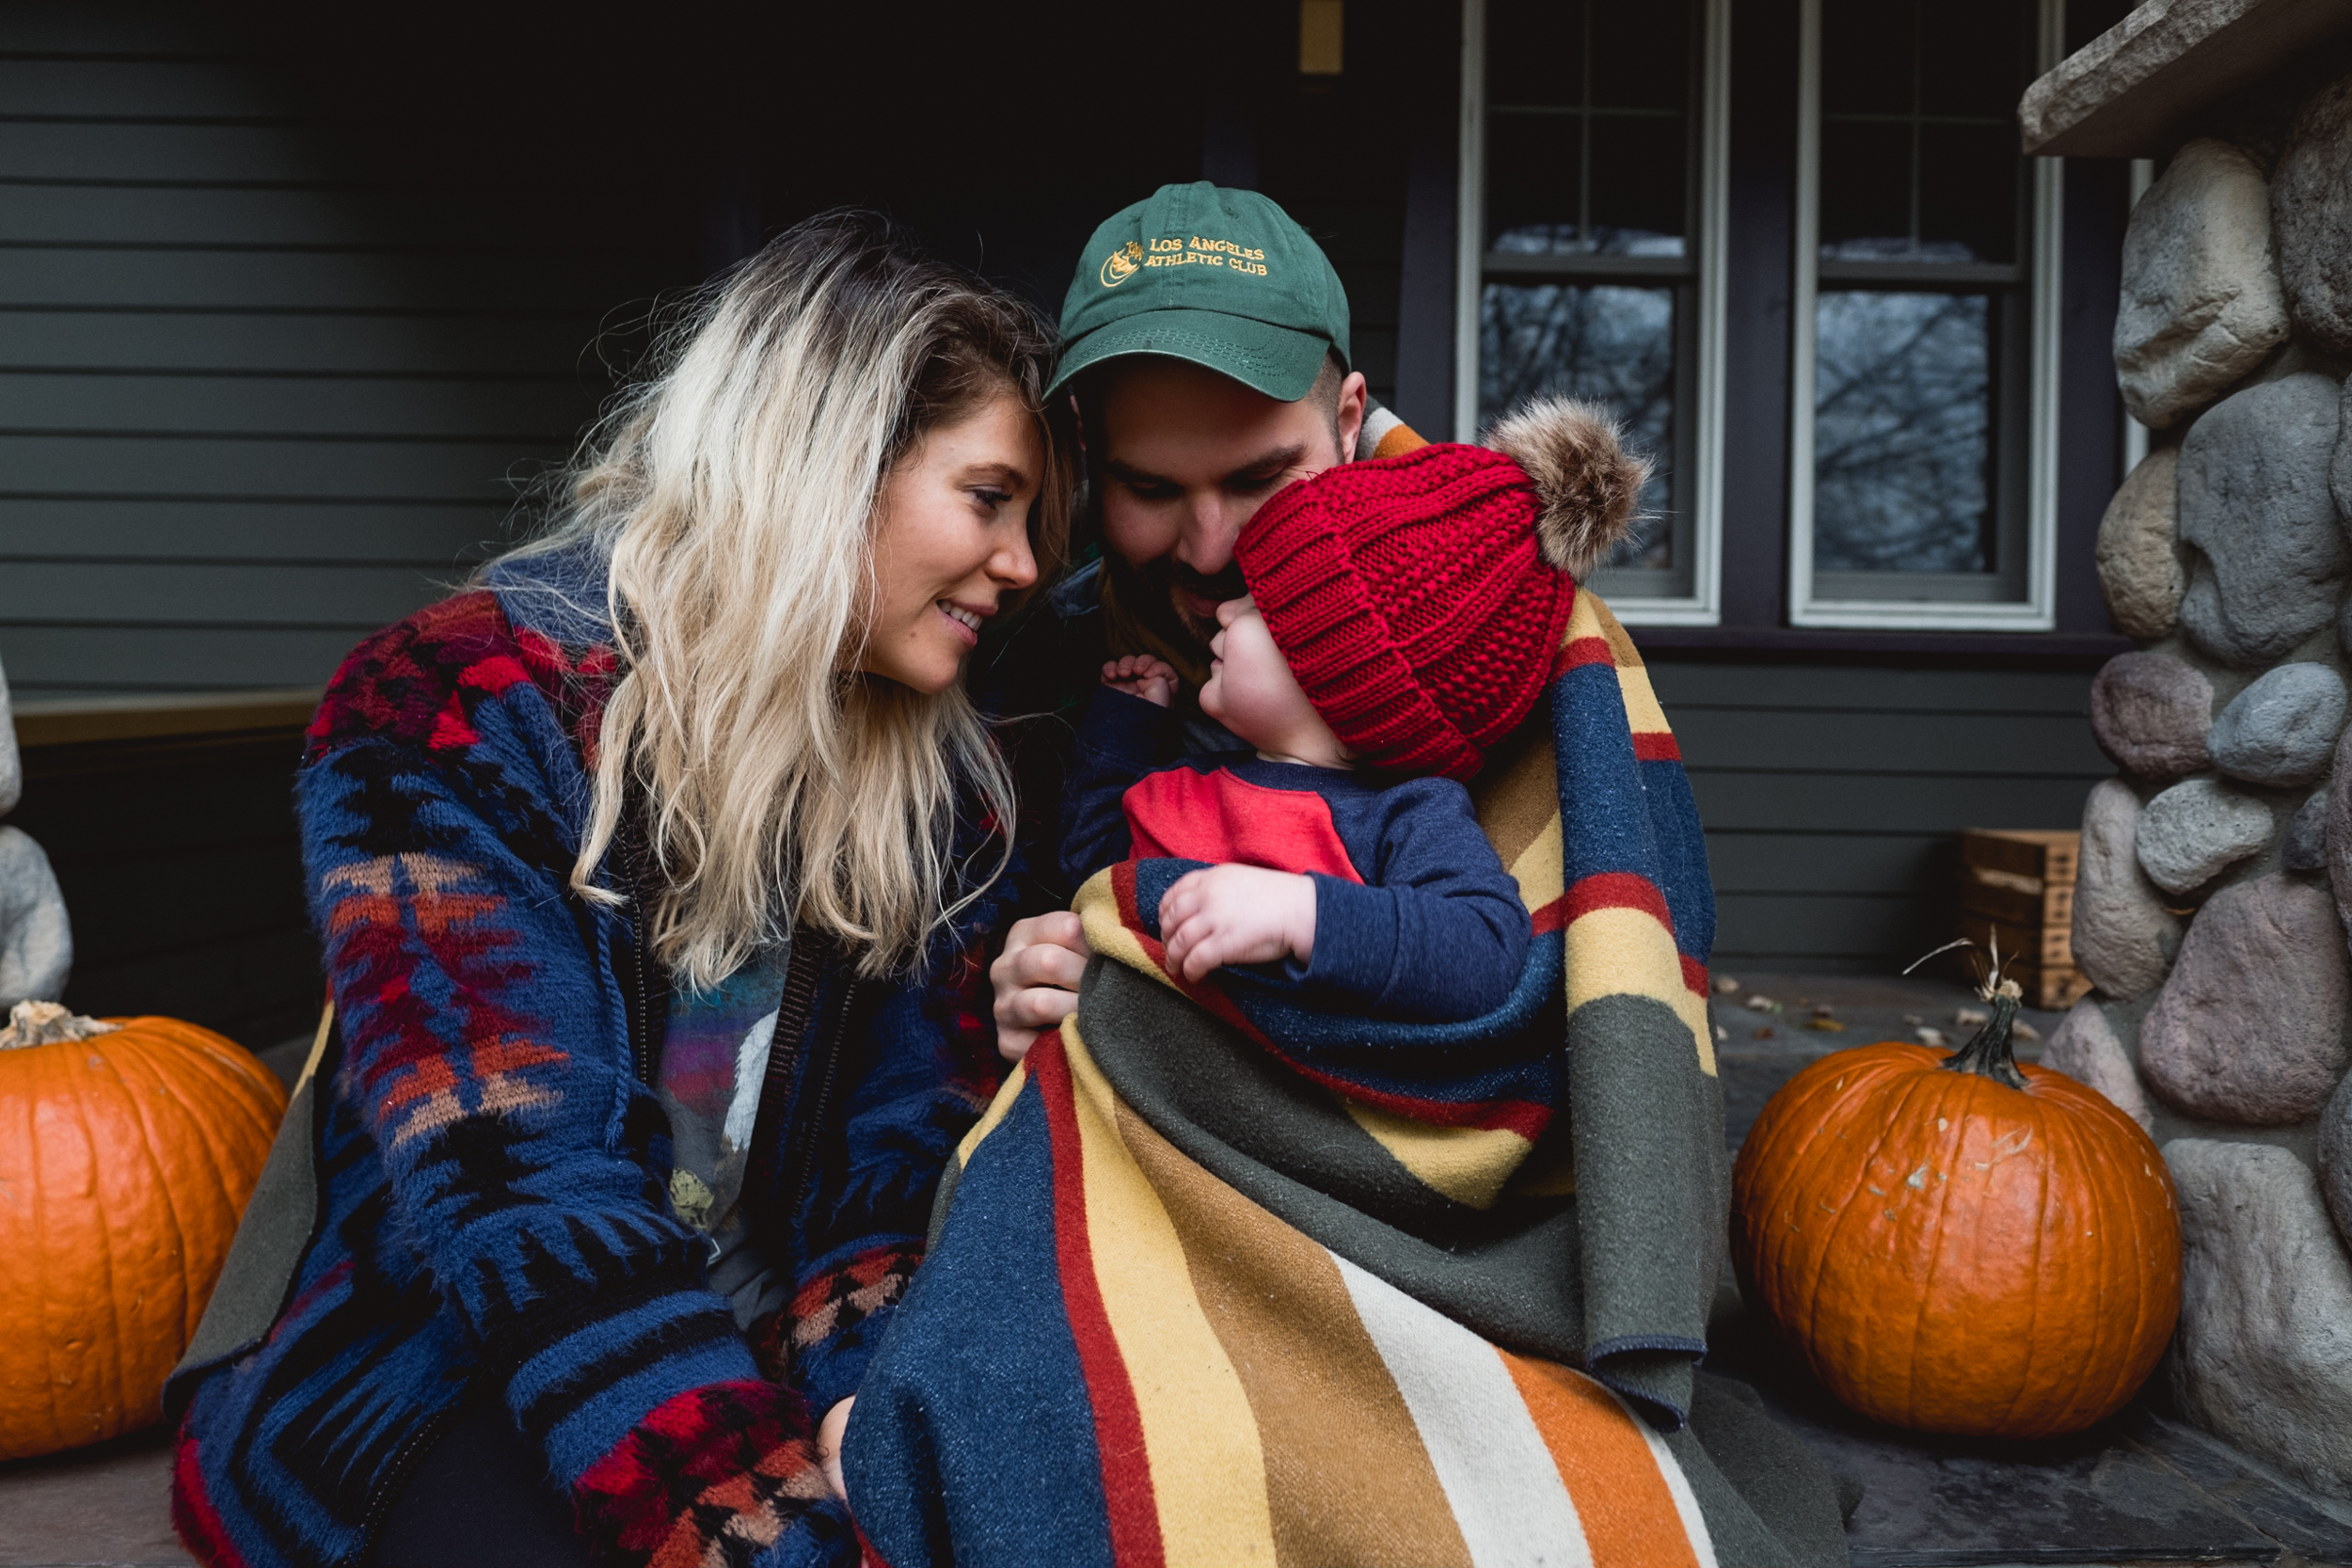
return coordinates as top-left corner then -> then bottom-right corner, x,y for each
0,999 -> 119,1049
1940,979 -> 2027,1089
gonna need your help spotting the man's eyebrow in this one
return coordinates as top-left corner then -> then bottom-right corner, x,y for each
1104,457 -> 1171,487
1222,444 -> 1308,483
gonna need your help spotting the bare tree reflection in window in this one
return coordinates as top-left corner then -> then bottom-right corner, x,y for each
1812,288 -> 1992,574
1479,246 -> 1676,571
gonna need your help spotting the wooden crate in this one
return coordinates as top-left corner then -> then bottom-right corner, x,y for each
1960,910 -> 2072,969
2011,964 -> 2093,1011
1958,829 -> 2078,888
1961,863 -> 2074,928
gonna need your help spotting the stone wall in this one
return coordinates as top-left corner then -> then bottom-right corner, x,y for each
2068,96 -> 2352,1500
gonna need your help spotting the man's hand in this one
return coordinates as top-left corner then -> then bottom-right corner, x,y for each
991,911 -> 1089,1061
1101,654 -> 1178,707
1158,864 -> 1315,983
818,1396 -> 853,1505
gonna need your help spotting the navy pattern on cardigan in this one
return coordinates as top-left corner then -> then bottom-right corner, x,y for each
169,547 -> 1012,1568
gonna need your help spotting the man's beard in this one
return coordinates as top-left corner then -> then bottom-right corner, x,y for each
1143,556 -> 1248,647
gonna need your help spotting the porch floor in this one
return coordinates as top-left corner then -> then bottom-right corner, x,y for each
4,974 -> 2347,1568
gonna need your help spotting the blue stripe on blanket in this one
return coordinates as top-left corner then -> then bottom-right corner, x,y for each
842,1077 -> 1114,1568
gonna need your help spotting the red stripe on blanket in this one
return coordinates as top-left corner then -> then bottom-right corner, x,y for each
1310,1069 -> 1553,1140
1681,954 -> 1710,997
1632,730 -> 1681,761
1564,870 -> 1674,926
1030,1039 -> 1166,1568
1556,635 -> 1616,673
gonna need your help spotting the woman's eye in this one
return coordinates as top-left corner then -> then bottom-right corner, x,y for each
972,488 -> 1011,508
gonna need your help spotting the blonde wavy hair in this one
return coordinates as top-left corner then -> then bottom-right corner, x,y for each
502,213 -> 1070,989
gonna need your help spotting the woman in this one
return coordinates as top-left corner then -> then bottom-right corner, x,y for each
168,214 -> 1070,1568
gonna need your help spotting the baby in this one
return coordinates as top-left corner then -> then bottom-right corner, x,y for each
1060,437 -> 1595,1024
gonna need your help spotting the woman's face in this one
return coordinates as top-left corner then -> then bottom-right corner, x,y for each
858,391 -> 1044,693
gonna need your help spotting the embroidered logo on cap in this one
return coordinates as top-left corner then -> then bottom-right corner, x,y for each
1100,241 -> 1143,287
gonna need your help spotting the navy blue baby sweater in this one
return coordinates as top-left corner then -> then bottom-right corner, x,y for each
1062,688 -> 1532,1022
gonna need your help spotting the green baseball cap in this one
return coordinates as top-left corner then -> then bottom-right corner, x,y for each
1049,182 -> 1351,403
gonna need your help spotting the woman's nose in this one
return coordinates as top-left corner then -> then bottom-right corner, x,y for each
993,530 -> 1038,590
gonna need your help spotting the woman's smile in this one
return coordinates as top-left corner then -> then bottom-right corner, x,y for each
937,598 -> 987,645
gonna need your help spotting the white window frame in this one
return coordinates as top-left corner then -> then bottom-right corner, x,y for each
1786,0 -> 2066,631
1453,0 -> 1731,627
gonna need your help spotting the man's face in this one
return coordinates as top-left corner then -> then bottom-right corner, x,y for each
1096,356 -> 1367,646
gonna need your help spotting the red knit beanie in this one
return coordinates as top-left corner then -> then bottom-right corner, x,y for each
1234,403 -> 1646,781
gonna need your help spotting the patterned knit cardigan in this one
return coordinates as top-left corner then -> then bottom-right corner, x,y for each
168,552 -> 1011,1568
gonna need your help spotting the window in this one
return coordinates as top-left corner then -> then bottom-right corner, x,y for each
1789,0 -> 2063,628
1455,0 -> 1728,623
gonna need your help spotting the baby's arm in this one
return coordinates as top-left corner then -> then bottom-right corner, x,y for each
1059,658 -> 1183,890
1296,780 -> 1532,1022
1158,863 -> 1316,982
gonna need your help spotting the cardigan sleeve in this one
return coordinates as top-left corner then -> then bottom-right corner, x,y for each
300,699 -> 840,1566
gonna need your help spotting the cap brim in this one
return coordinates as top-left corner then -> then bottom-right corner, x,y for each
1047,308 -> 1335,402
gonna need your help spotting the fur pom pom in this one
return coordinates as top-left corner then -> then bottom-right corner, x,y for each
1484,397 -> 1651,578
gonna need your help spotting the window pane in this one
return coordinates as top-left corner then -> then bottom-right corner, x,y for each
1484,0 -> 1691,256
1590,115 -> 1687,242
1590,4 -> 1689,111
1487,0 -> 1583,108
1819,0 -> 1910,115
1813,290 -> 1991,574
1486,113 -> 1581,247
1480,282 -> 1677,571
1919,3 -> 2029,117
1918,123 -> 2020,263
1818,121 -> 1910,254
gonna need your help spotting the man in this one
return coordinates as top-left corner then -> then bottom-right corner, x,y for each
985,181 -> 1422,1054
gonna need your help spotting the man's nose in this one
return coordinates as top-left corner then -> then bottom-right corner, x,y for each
1174,493 -> 1241,577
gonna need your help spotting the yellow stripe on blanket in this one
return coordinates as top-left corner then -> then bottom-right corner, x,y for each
1060,1020 -> 1279,1565
1566,593 -> 1673,740
1506,814 -> 1565,919
1564,905 -> 1717,1076
1074,865 -> 1165,985
1342,1098 -> 1533,1211
956,1059 -> 1027,1168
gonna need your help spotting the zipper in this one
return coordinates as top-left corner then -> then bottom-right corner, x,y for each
784,974 -> 864,1228
349,1402 -> 457,1565
745,930 -> 827,1222
628,888 -> 657,1086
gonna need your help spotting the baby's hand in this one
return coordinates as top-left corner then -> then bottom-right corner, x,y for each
1102,655 -> 1178,708
1159,864 -> 1316,983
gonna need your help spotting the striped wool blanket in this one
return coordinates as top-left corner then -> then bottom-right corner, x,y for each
843,593 -> 1849,1567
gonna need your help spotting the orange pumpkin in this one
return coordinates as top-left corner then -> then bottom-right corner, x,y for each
0,1001 -> 287,1460
1731,982 -> 2180,1438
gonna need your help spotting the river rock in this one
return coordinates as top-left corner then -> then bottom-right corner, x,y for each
2178,373 -> 2349,668
2090,651 -> 2212,778
2136,777 -> 2274,895
2286,790 -> 2331,873
0,652 -> 16,817
2097,447 -> 2187,641
2323,1073 -> 2352,1252
2325,723 -> 2352,939
0,825 -> 70,1007
2208,662 -> 2349,786
2140,873 -> 2350,1123
2074,779 -> 2185,1001
2118,139 -> 2289,427
2040,1000 -> 2153,1131
2167,1140 -> 2352,1500
2274,76 -> 2352,357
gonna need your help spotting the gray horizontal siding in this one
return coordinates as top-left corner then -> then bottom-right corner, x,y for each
0,3 -> 672,700
1649,658 -> 2106,974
